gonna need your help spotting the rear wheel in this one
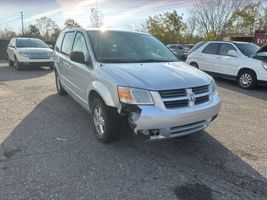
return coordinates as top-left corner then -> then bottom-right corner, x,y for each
55,70 -> 67,95
90,95 -> 120,143
237,70 -> 257,89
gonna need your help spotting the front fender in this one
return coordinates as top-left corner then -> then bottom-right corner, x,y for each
87,81 -> 119,108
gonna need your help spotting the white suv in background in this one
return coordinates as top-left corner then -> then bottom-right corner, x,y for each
7,38 -> 54,70
186,41 -> 267,89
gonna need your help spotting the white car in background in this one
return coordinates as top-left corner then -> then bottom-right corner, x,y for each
186,41 -> 267,89
7,38 -> 54,70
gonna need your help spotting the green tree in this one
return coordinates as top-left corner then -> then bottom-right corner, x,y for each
146,10 -> 186,43
24,25 -> 42,38
64,18 -> 81,30
230,2 -> 263,36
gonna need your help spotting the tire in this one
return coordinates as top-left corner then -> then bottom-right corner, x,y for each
90,96 -> 120,143
55,70 -> 67,95
14,57 -> 23,70
49,63 -> 54,70
8,58 -> 14,66
237,70 -> 257,89
190,62 -> 199,69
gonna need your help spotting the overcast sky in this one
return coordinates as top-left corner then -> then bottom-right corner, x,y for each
0,0 -> 266,33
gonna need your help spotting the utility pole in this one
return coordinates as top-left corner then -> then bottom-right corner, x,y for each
20,11 -> 24,36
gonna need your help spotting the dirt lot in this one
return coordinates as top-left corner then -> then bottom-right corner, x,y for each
0,62 -> 267,200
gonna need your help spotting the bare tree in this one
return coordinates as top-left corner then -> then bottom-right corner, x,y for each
90,8 -> 104,28
186,13 -> 197,37
190,0 -> 252,37
36,17 -> 59,41
124,23 -> 148,33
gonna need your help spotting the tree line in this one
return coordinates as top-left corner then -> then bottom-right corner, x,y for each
145,0 -> 267,44
0,17 -> 81,41
0,0 -> 266,44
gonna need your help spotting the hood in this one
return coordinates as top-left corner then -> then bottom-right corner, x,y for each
103,62 -> 211,90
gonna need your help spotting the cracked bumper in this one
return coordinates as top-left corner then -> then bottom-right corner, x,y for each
131,93 -> 221,140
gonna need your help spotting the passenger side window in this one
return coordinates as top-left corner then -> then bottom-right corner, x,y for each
61,32 -> 75,55
202,43 -> 221,55
220,44 -> 236,56
55,33 -> 64,52
72,32 -> 89,57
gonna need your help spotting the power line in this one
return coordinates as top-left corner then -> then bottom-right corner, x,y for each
0,12 -> 20,22
0,17 -> 20,26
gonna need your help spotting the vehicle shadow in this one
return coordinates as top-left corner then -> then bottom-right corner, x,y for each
0,63 -> 52,82
0,94 -> 266,200
215,77 -> 267,101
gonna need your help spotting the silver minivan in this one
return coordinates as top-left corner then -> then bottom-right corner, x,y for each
54,28 -> 221,143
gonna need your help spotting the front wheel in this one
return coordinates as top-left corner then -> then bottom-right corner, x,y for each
55,71 -> 67,95
49,63 -> 54,70
237,70 -> 257,89
90,96 -> 120,143
14,57 -> 22,70
8,57 -> 14,66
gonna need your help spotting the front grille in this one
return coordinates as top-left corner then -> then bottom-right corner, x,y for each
160,85 -> 210,109
195,95 -> 209,105
159,89 -> 186,98
192,85 -> 209,94
164,99 -> 188,108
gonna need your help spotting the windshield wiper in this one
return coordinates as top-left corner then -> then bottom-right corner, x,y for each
134,59 -> 177,63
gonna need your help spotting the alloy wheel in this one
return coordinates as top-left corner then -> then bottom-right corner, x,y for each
93,105 -> 105,136
239,73 -> 252,88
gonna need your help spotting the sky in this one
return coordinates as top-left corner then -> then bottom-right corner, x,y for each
0,0 -> 266,33
0,0 -> 196,33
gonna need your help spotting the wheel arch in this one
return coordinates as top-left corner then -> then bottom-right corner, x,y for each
87,81 -> 118,111
236,67 -> 257,81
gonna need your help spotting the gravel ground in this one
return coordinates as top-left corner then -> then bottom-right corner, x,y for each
0,62 -> 267,200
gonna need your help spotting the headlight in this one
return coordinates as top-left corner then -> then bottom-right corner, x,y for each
18,52 -> 30,57
117,87 -> 154,105
211,79 -> 216,94
262,62 -> 267,70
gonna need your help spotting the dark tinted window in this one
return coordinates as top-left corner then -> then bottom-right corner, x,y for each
220,44 -> 236,56
88,31 -> 177,63
235,43 -> 259,57
202,43 -> 221,55
61,32 -> 75,55
55,33 -> 64,52
16,39 -> 48,48
72,32 -> 89,56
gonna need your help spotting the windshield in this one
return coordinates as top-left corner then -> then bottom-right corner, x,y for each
16,39 -> 48,48
235,43 -> 259,57
87,31 -> 178,63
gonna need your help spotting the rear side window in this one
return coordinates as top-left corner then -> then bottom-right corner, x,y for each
61,32 -> 75,55
55,33 -> 64,52
220,44 -> 236,56
202,43 -> 221,55
189,41 -> 206,54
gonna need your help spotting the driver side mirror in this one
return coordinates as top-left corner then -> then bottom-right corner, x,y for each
70,51 -> 92,65
228,50 -> 237,57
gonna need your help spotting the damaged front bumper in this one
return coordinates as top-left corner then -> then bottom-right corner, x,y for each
126,93 -> 221,141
